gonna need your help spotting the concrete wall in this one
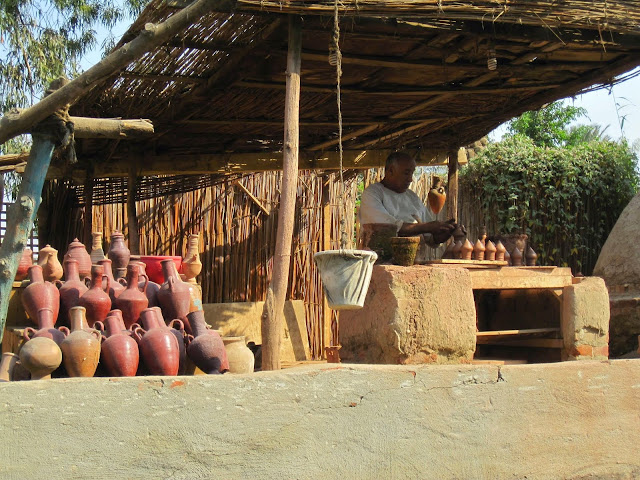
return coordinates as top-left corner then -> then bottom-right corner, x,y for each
1,360 -> 638,479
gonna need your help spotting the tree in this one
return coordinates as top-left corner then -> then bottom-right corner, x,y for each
506,101 -> 587,148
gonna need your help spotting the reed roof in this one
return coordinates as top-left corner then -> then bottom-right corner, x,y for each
64,0 -> 640,181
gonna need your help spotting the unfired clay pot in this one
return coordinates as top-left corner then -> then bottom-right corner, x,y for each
473,239 -> 486,261
107,231 -> 130,279
114,263 -> 148,328
90,232 -> 106,265
95,311 -> 139,377
61,306 -> 101,377
23,308 -> 69,345
495,241 -> 506,261
461,239 -> 474,260
157,259 -> 192,333
222,336 -> 254,374
15,248 -> 33,281
0,352 -> 19,382
38,244 -> 63,282
19,336 -> 62,380
98,258 -> 125,302
22,265 -> 60,325
485,241 -> 497,261
153,307 -> 187,375
58,259 -> 88,326
78,264 -> 112,327
186,310 -> 228,374
63,238 -> 92,279
133,308 -> 180,376
390,236 -> 421,266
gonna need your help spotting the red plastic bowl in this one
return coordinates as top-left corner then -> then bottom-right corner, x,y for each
139,256 -> 182,284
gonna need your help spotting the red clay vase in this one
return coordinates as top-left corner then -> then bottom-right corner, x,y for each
427,176 -> 446,215
78,264 -> 112,327
98,258 -> 126,302
63,238 -> 92,279
60,306 -> 101,377
58,259 -> 88,326
95,310 -> 139,377
133,308 -> 180,376
186,310 -> 228,374
23,308 -> 69,346
22,265 -> 60,326
153,307 -> 187,375
15,248 -> 33,281
107,231 -> 130,279
114,263 -> 149,328
157,259 -> 192,333
134,261 -> 160,308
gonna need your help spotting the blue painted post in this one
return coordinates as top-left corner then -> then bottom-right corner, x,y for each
0,135 -> 55,342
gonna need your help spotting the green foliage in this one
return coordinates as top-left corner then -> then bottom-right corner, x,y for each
460,135 -> 638,274
506,101 -> 587,148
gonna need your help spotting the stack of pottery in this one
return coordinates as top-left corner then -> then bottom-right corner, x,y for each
60,306 -> 101,377
95,310 -> 139,377
186,310 -> 228,374
114,263 -> 148,328
132,308 -> 180,376
22,265 -> 60,324
38,244 -> 63,282
15,248 -> 33,281
157,259 -> 192,333
19,336 -> 62,380
58,259 -> 88,325
63,238 -> 92,280
78,264 -> 112,327
23,307 -> 68,345
108,231 -> 130,279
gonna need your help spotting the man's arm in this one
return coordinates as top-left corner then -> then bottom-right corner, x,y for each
398,219 -> 457,244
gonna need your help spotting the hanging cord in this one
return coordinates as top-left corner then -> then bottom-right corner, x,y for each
330,0 -> 348,251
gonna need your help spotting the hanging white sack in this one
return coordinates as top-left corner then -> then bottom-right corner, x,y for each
314,249 -> 378,310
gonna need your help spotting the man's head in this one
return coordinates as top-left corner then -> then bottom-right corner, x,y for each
383,152 -> 416,193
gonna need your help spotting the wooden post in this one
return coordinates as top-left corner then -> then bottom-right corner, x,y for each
0,135 -> 55,342
83,170 -> 94,246
321,176 -> 332,355
127,166 -> 140,255
447,149 -> 459,222
261,15 -> 302,371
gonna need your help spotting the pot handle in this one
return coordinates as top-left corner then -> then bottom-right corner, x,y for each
102,274 -> 111,294
168,276 -> 175,292
169,318 -> 184,332
54,279 -> 63,289
132,326 -> 145,343
58,326 -> 70,337
23,327 -> 36,341
91,329 -> 102,340
94,321 -> 105,333
140,274 -> 149,294
118,277 -> 128,287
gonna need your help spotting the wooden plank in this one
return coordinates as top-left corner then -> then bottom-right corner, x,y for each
469,266 -> 573,290
447,149 -> 459,222
426,259 -> 508,266
476,328 -> 561,337
476,338 -> 564,348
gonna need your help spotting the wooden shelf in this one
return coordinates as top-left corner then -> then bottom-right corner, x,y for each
476,328 -> 562,348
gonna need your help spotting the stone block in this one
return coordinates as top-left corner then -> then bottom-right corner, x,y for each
340,265 -> 476,364
562,277 -> 610,360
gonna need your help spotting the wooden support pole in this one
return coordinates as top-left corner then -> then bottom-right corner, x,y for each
82,170 -> 94,246
321,176 -> 332,356
127,167 -> 140,255
261,16 -> 301,371
0,136 -> 55,342
447,149 -> 459,222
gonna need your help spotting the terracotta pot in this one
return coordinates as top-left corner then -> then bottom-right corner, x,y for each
490,234 -> 528,258
114,263 -> 149,328
358,223 -> 397,263
38,244 -> 63,282
78,264 -> 112,327
22,265 -> 60,326
473,239 -> 486,261
95,311 -> 139,377
97,258 -> 126,302
325,345 -> 341,364
504,249 -> 511,266
485,241 -> 497,261
495,241 -> 506,262
107,231 -> 130,279
132,308 -> 180,376
511,247 -> 523,267
63,238 -> 92,279
139,256 -> 182,285
222,336 -> 254,374
390,236 -> 421,266
452,241 -> 463,259
461,239 -> 474,260
526,247 -> 538,266
134,262 -> 160,308
23,308 -> 69,345
19,336 -> 62,380
15,248 -> 33,281
60,306 -> 101,377
186,310 -> 228,374
157,259 -> 192,333
0,352 -> 19,382
153,307 -> 187,375
90,232 -> 106,265
182,233 -> 202,281
427,176 -> 446,215
58,259 -> 89,326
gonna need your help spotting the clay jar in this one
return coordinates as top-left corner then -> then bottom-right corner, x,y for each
23,308 -> 69,346
136,262 -> 160,308
157,259 -> 192,333
78,264 -> 112,327
90,232 -> 105,265
38,244 -> 63,282
114,263 -> 149,328
153,307 -> 187,375
64,238 -> 92,279
427,176 -> 447,215
61,306 -> 101,377
19,336 -> 62,380
98,258 -> 126,302
95,311 -> 139,377
22,265 -> 60,325
182,233 -> 202,282
485,241 -> 497,261
186,310 -> 228,374
0,352 -> 19,381
58,259 -> 88,325
495,241 -> 507,262
107,231 -> 130,279
15,248 -> 33,281
133,308 -> 180,376
460,239 -> 474,260
222,336 -> 254,374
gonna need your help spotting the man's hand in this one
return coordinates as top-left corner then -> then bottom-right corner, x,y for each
431,220 -> 457,244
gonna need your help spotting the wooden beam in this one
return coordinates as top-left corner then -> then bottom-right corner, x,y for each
120,71 -> 207,85
0,0 -> 224,145
82,170 -> 94,246
127,166 -> 140,255
321,176 -> 332,357
261,15 -> 302,371
46,149 -> 450,179
181,114 -> 476,126
447,149 -> 459,222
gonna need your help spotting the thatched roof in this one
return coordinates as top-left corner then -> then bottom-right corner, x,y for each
62,0 -> 640,181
